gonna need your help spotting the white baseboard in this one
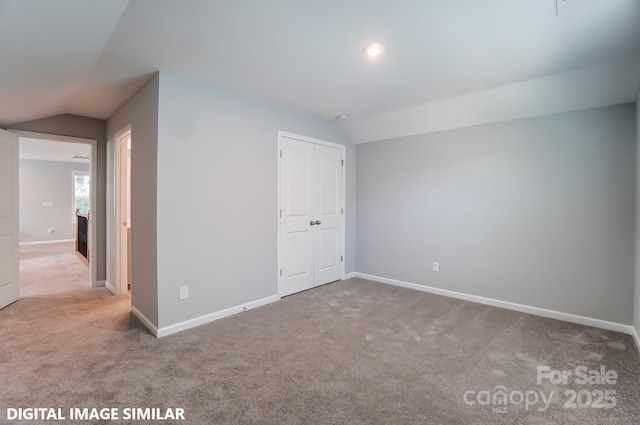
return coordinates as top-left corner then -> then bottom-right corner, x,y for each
19,239 -> 75,246
354,272 -> 636,338
131,306 -> 159,337
104,281 -> 116,294
156,294 -> 281,338
96,280 -> 106,288
343,272 -> 356,280
631,326 -> 640,353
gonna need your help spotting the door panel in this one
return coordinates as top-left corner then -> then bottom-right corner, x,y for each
0,129 -> 19,309
279,135 -> 344,296
0,235 -> 14,287
316,228 -> 339,270
280,139 -> 315,296
313,145 -> 342,285
284,231 -> 313,278
287,147 -> 313,217
0,142 -> 11,217
317,149 -> 338,216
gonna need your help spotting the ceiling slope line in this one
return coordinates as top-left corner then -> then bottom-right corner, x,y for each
339,57 -> 640,144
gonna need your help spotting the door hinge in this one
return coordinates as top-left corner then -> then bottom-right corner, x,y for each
279,268 -> 283,276
341,207 -> 344,215
341,159 -> 344,167
280,150 -> 283,158
280,209 -> 282,217
341,255 -> 344,262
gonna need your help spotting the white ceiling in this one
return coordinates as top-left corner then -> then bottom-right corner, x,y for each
1,0 -> 639,143
20,138 -> 90,163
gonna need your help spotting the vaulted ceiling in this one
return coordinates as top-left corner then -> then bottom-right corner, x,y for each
1,0 -> 639,143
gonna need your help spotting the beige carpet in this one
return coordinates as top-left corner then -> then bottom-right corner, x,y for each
20,242 -> 89,297
1,278 -> 639,424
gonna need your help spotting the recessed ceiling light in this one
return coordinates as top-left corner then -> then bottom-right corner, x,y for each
335,115 -> 349,120
363,43 -> 384,57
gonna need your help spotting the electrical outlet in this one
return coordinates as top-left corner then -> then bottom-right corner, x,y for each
48,229 -> 55,234
432,261 -> 439,272
179,286 -> 188,300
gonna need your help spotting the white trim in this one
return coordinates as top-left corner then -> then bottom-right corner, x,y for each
11,129 -> 99,289
354,272 -> 636,336
631,326 -> 640,353
104,280 -> 116,295
276,131 -> 347,297
131,306 -> 159,337
71,170 -> 90,224
19,239 -> 75,246
278,131 -> 346,150
276,134 -> 281,296
156,294 -> 280,338
343,272 -> 356,280
97,280 -> 106,287
9,130 -> 95,145
114,125 -> 132,296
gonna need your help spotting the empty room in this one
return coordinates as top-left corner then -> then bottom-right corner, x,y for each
0,0 -> 639,424
18,137 -> 93,297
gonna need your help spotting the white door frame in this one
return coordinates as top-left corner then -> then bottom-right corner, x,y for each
276,131 -> 346,297
9,129 -> 99,289
113,124 -> 131,295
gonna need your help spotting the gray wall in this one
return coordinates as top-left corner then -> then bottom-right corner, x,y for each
156,71 -> 356,328
357,104 -> 636,324
19,159 -> 89,242
106,73 -> 159,326
8,114 -> 107,281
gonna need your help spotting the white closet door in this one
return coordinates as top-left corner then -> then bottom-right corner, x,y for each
313,144 -> 343,286
0,129 -> 19,310
279,138 -> 316,297
279,135 -> 344,297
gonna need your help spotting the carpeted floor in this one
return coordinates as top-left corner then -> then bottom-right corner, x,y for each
1,278 -> 638,424
19,242 -> 89,297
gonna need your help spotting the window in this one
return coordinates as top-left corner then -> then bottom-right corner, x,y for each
72,171 -> 90,222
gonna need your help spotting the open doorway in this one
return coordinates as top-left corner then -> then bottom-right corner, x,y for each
111,125 -> 131,296
12,130 -> 98,297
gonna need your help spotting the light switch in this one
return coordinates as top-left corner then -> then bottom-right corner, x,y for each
179,286 -> 189,300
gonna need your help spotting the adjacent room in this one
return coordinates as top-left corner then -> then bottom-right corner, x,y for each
0,0 -> 639,423
18,138 -> 92,296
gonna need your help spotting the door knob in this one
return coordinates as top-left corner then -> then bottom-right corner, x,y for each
315,220 -> 321,225
310,221 -> 316,226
